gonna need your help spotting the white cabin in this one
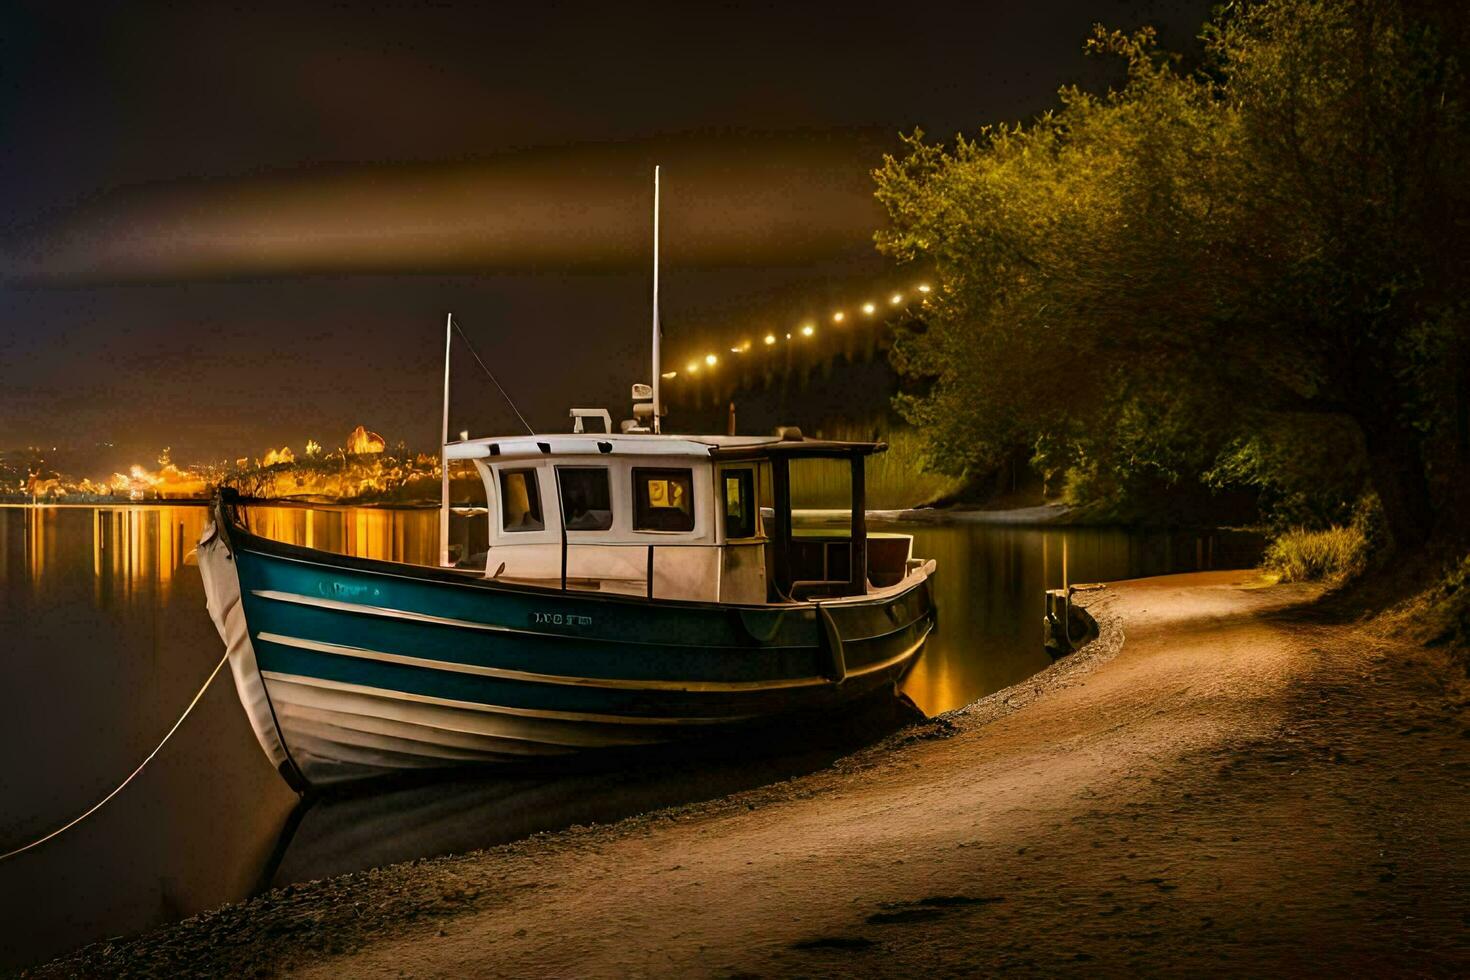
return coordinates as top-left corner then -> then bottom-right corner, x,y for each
441,431 -> 917,605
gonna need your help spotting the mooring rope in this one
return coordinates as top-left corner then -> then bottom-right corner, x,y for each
0,648 -> 232,864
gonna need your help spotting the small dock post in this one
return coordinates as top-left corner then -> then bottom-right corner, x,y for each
1044,583 -> 1103,657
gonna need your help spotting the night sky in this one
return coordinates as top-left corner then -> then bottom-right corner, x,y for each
0,1 -> 1211,470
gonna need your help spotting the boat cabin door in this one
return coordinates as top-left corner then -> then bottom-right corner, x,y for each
715,462 -> 767,604
766,453 -> 868,601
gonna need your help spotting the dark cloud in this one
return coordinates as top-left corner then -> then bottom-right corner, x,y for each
0,0 -> 1214,459
4,135 -> 889,283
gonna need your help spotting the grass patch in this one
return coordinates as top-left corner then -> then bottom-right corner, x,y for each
1262,525 -> 1369,583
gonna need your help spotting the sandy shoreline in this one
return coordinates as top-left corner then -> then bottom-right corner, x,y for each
32,571 -> 1469,977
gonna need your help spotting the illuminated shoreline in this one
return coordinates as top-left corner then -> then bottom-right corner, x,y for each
0,499 -> 438,510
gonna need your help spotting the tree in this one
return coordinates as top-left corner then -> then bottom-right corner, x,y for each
877,0 -> 1469,547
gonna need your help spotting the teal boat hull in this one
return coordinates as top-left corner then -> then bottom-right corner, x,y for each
199,505 -> 935,788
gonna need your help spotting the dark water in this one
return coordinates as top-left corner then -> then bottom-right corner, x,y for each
0,503 -> 1259,968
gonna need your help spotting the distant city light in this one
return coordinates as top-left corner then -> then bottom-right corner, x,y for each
705,353 -> 718,366
890,293 -> 904,305
862,302 -> 876,315
786,332 -> 792,339
662,371 -> 678,379
917,283 -> 931,293
801,324 -> 815,337
832,311 -> 845,323
686,361 -> 699,374
731,346 -> 743,353
764,333 -> 777,345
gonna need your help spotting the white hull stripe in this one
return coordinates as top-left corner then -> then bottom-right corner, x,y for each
284,718 -> 503,764
253,589 -> 520,633
250,590 -> 813,650
854,629 -> 931,680
274,702 -> 581,757
250,588 -> 931,650
259,671 -> 759,726
279,713 -> 574,766
255,623 -> 930,695
285,735 -> 528,777
266,675 -> 660,749
255,631 -> 827,693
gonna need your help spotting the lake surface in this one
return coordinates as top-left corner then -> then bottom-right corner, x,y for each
0,503 -> 1259,968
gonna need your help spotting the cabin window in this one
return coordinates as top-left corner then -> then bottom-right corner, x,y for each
499,468 -> 545,532
557,467 -> 613,531
632,467 -> 695,532
722,468 -> 756,539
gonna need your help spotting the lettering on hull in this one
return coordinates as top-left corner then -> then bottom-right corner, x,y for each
530,612 -> 593,627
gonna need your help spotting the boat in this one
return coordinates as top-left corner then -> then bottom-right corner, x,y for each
197,170 -> 937,789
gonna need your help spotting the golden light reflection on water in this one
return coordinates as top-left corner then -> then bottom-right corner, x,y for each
894,524 -> 1070,717
1,504 -> 437,600
240,506 -> 436,566
0,505 -> 210,595
91,507 -> 210,595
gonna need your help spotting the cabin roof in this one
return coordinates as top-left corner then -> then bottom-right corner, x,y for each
443,432 -> 886,462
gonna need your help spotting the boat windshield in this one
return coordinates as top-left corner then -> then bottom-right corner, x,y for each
446,460 -> 490,567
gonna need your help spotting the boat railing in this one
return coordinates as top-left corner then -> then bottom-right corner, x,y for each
547,537 -> 731,599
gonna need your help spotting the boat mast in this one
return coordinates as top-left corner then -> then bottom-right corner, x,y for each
439,312 -> 452,567
651,165 -> 662,434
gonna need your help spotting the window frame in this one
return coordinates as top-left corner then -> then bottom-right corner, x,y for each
631,466 -> 697,533
555,465 -> 614,533
498,466 -> 546,533
721,467 -> 757,540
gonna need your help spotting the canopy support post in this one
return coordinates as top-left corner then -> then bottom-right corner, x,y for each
771,455 -> 792,600
849,455 -> 867,595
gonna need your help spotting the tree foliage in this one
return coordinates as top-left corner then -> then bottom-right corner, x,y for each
877,0 -> 1469,545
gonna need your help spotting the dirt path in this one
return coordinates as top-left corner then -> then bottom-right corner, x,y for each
38,572 -> 1469,977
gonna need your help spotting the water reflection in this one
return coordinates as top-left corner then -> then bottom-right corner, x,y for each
0,504 -> 298,971
0,503 -> 437,601
0,504 -> 212,602
240,504 -> 437,566
92,506 -> 210,599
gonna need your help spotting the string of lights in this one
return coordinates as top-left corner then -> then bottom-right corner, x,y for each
666,282 -> 931,380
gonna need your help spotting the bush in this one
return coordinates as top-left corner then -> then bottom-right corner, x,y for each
1416,554 -> 1470,651
1262,525 -> 1369,583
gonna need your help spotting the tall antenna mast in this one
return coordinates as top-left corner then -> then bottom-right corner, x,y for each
439,312 -> 452,567
651,165 -> 662,434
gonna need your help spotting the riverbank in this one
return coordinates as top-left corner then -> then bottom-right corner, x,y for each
33,571 -> 1469,976
871,502 -> 1071,525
